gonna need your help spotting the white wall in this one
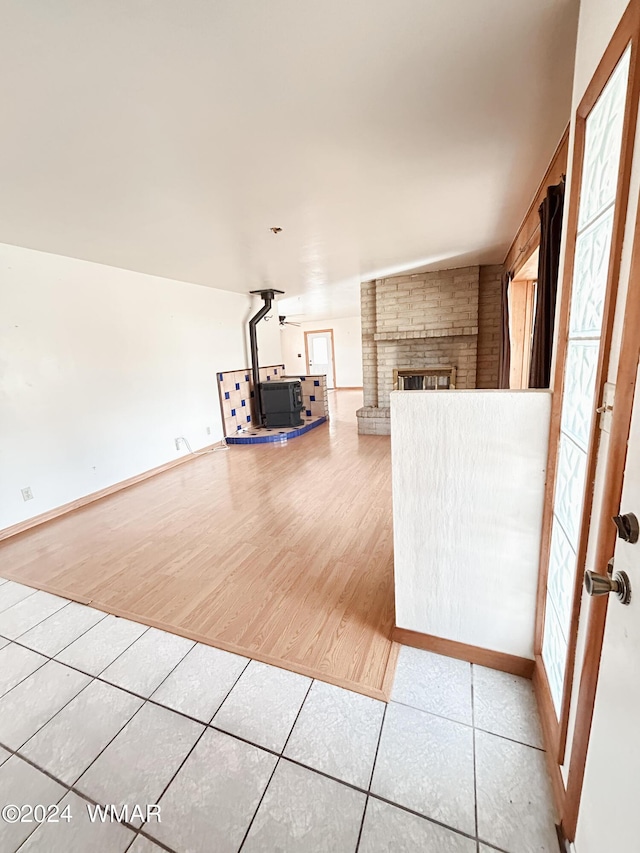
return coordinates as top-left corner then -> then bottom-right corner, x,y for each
571,0 -> 629,110
0,242 -> 273,529
391,390 -> 551,659
280,316 -> 363,387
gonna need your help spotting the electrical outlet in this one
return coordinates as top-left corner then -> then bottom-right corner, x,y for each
21,487 -> 34,501
206,426 -> 211,435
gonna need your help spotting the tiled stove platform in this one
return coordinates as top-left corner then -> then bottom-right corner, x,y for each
218,367 -> 329,443
225,416 -> 327,445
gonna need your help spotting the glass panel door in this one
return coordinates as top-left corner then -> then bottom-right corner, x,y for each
541,48 -> 630,715
306,331 -> 335,389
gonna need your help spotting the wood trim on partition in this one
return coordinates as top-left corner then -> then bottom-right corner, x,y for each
533,0 -> 640,789
503,127 -> 570,277
391,627 -> 535,679
304,328 -> 338,389
0,443 -> 218,542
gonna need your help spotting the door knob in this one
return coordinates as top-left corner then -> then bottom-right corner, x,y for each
612,512 -> 639,543
584,568 -> 631,605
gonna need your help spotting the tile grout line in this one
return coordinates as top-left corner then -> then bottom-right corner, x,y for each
367,701 -> 387,790
0,650 -> 51,702
7,626 -> 228,853
3,641 -> 483,848
6,615 -> 222,848
386,697 -> 547,752
366,791 -> 478,845
356,662 -> 386,852
202,656 -> 252,727
471,663 -> 480,850
2,744 -> 70,852
0,667 -> 94,763
98,623 -> 204,695
354,795 -> 369,853
13,605 -> 110,658
0,737 -> 179,853
4,623 -> 497,849
0,585 -> 40,617
0,622 -> 174,804
6,669 -> 481,851
476,840 -> 511,853
132,649 -> 255,846
73,624 -> 153,681
2,690 -> 482,849
237,755 -> 282,852
1,609 -> 147,687
5,632 -> 274,755
1,597 -> 74,644
9,727 -> 481,853
3,680 -> 183,851
278,677 -> 315,757
237,676 -> 315,852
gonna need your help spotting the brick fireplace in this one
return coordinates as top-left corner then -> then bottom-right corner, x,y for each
357,266 -> 480,435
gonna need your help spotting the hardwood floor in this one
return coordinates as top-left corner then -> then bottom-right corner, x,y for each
0,391 -> 398,699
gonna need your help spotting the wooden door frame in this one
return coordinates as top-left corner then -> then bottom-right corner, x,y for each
304,328 -> 337,389
508,277 -> 536,389
531,0 -> 640,839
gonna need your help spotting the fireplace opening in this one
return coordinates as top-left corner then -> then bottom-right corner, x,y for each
393,367 -> 457,391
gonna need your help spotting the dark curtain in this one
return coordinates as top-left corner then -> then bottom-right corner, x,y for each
529,180 -> 565,388
498,270 -> 512,388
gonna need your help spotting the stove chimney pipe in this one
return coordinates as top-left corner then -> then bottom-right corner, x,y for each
249,289 -> 284,427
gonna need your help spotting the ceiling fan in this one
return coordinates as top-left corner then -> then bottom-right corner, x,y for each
279,315 -> 301,327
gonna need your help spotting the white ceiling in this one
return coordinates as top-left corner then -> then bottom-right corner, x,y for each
0,0 -> 579,320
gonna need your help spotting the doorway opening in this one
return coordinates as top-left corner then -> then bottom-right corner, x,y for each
304,329 -> 337,390
509,247 -> 539,389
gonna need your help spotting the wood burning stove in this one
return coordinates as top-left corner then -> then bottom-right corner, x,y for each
261,380 -> 304,427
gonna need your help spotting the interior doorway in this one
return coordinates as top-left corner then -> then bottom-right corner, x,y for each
304,330 -> 336,390
509,247 -> 538,389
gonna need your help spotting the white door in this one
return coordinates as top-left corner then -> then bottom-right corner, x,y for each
575,362 -> 640,852
306,331 -> 335,389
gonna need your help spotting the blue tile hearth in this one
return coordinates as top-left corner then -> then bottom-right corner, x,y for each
226,417 -> 327,444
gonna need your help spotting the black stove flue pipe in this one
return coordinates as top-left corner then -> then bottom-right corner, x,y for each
249,288 -> 284,427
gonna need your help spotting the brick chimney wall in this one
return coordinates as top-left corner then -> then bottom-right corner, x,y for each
477,265 -> 503,388
358,265 -> 501,435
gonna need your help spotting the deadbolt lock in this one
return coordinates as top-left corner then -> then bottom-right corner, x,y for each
612,512 -> 639,544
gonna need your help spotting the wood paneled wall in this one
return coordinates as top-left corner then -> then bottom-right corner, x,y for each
503,128 -> 570,277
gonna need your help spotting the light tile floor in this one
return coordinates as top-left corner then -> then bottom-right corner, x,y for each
0,580 -> 559,852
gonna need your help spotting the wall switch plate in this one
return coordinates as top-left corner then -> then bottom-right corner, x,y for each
21,487 -> 33,501
175,438 -> 181,450
206,426 -> 211,435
